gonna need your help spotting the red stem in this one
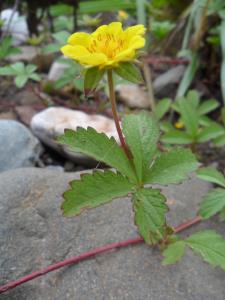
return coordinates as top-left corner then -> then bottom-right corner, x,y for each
0,215 -> 202,294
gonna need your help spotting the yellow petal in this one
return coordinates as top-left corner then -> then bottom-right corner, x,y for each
113,48 -> 135,62
77,53 -> 108,66
61,45 -> 107,66
67,32 -> 92,47
125,24 -> 146,38
108,22 -> 123,35
129,36 -> 145,49
92,24 -> 108,36
61,45 -> 90,59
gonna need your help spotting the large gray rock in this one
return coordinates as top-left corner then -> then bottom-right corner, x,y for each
0,168 -> 224,299
0,120 -> 42,172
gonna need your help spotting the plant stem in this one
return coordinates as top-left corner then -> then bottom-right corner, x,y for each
0,215 -> 202,294
107,69 -> 131,159
142,62 -> 155,111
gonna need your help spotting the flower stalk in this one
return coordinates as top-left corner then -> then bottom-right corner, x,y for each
107,69 -> 131,159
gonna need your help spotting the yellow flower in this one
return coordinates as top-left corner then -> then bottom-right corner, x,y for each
61,22 -> 146,68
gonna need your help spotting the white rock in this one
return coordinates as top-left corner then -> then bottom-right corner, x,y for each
0,9 -> 29,45
48,58 -> 69,81
31,107 -> 118,165
116,84 -> 150,108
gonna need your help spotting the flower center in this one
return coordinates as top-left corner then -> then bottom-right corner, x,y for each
88,33 -> 125,59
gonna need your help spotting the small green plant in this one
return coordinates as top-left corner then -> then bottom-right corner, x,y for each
161,90 -> 224,150
0,62 -> 41,88
0,36 -> 21,60
57,23 -> 225,270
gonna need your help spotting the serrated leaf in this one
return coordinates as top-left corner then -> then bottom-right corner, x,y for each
161,130 -> 193,144
186,230 -> 225,270
84,67 -> 104,94
198,99 -> 219,115
133,188 -> 169,245
199,188 -> 225,219
114,62 -> 143,84
144,148 -> 198,185
162,240 -> 186,265
62,170 -> 132,216
122,112 -> 159,182
187,90 -> 200,108
42,43 -> 60,54
58,127 -> 136,182
197,167 -> 225,188
154,98 -> 171,120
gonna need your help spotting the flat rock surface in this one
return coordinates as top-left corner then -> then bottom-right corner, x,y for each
0,168 -> 224,300
0,120 -> 42,172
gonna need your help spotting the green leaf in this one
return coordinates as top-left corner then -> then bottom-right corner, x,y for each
15,75 -> 28,88
197,167 -> 225,188
199,188 -> 225,219
144,148 -> 198,185
178,96 -> 198,137
198,99 -> 219,115
42,43 -> 60,54
26,64 -> 37,74
133,188 -> 169,245
186,90 -> 200,108
84,67 -> 105,94
114,62 -> 143,84
186,230 -> 225,270
162,240 -> 186,265
57,127 -> 136,182
52,30 -> 70,44
62,170 -> 133,216
122,112 -> 159,182
219,207 -> 225,221
154,98 -> 171,120
161,130 -> 193,144
11,62 -> 25,74
197,123 -> 224,143
0,66 -> 16,76
213,134 -> 225,146
29,73 -> 41,82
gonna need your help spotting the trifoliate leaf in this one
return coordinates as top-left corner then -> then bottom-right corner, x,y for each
57,127 -> 136,182
84,67 -> 105,95
197,167 -> 225,188
144,148 -> 198,185
122,112 -> 159,182
62,170 -> 133,216
162,240 -> 186,265
114,62 -> 143,84
199,188 -> 225,219
133,188 -> 169,245
186,230 -> 225,270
